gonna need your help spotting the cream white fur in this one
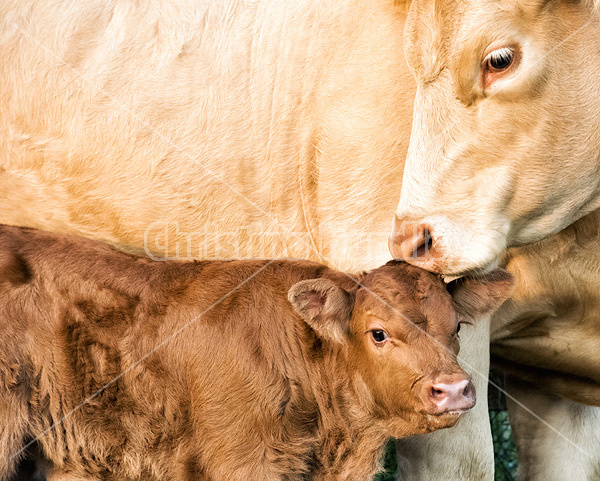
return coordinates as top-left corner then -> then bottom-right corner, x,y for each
0,0 -> 413,273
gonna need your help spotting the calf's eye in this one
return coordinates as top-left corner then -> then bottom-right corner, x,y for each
371,329 -> 388,344
484,47 -> 514,73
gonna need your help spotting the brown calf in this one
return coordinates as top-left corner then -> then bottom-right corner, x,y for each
0,226 -> 513,481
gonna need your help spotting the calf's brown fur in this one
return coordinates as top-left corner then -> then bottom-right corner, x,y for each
0,226 -> 512,481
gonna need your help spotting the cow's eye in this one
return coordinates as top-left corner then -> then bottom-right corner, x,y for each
371,329 -> 389,345
484,47 -> 514,73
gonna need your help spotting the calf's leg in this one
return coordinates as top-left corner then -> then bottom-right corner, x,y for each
395,317 -> 494,481
505,377 -> 600,481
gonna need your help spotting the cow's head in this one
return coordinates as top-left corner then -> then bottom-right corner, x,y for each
288,261 -> 514,437
390,0 -> 600,275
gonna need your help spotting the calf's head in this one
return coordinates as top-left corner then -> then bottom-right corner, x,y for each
391,0 -> 600,275
288,262 -> 513,437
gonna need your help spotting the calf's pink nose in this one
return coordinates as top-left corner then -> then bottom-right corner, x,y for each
388,218 -> 433,260
429,375 -> 476,413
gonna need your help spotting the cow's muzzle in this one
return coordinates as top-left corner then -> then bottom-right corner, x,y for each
389,217 -> 442,273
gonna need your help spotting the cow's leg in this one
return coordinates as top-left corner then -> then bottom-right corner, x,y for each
505,377 -> 600,481
395,317 -> 494,480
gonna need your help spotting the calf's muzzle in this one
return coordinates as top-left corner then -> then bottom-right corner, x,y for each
427,373 -> 476,414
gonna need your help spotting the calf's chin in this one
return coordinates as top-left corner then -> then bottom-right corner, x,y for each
385,404 -> 469,437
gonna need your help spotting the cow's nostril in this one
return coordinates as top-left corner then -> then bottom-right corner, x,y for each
414,228 -> 433,258
389,221 -> 434,260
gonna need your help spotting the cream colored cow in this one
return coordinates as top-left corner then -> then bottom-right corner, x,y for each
1,1 -> 599,480
391,0 -> 600,276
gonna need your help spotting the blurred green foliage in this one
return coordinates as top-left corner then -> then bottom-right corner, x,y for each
375,440 -> 398,481
490,410 -> 518,481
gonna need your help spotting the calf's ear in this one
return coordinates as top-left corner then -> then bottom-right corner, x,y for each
0,251 -> 30,285
288,278 -> 354,343
448,269 -> 514,320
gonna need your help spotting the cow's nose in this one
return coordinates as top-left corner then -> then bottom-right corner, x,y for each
428,374 -> 476,413
388,217 -> 433,261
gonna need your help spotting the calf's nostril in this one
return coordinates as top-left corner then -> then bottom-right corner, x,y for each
430,386 -> 446,401
427,376 -> 476,412
462,381 -> 475,399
